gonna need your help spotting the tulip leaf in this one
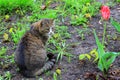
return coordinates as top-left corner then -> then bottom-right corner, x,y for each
111,18 -> 120,32
93,30 -> 105,58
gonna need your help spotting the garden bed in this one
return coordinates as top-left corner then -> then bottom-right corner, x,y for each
0,0 -> 120,80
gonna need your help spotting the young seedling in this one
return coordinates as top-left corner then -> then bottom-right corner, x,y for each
79,49 -> 98,62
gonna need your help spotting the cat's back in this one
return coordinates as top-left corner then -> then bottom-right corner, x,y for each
15,31 -> 46,70
16,31 -> 44,53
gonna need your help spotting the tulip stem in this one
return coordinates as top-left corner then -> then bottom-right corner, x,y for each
102,21 -> 106,45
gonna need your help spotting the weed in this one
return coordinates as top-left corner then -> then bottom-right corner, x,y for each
0,71 -> 12,80
9,23 -> 29,44
59,0 -> 101,25
76,27 -> 90,40
30,8 -> 58,22
0,47 -> 7,58
0,75 -> 4,80
47,26 -> 72,61
4,71 -> 12,80
0,47 -> 15,68
79,49 -> 99,62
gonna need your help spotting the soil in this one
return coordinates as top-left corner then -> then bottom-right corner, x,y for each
0,2 -> 120,80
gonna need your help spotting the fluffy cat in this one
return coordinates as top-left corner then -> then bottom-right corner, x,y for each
15,19 -> 56,77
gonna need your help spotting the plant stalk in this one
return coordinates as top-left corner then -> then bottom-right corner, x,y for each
102,21 -> 107,45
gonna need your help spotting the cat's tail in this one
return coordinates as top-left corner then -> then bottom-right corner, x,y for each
35,58 -> 56,75
22,53 -> 57,78
22,58 -> 56,78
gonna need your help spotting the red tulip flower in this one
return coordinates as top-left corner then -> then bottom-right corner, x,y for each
100,5 -> 110,20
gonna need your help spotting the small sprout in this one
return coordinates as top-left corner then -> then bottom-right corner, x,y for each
9,28 -> 13,33
56,69 -> 61,75
90,49 -> 98,62
79,54 -> 91,60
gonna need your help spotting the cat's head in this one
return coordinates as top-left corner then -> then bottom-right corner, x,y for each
31,19 -> 55,38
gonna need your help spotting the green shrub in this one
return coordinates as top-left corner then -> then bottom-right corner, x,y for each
0,0 -> 35,15
117,0 -> 120,2
59,0 -> 101,25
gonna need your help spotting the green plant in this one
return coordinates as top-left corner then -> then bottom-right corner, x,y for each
4,71 -> 12,80
39,78 -> 44,80
94,29 -> 120,74
79,49 -> 99,62
76,27 -> 90,40
0,0 -> 35,15
0,75 -> 4,80
9,23 -> 28,44
117,0 -> 120,2
47,26 -> 72,62
0,47 -> 7,58
30,9 -> 58,22
9,27 -> 26,44
5,54 -> 15,64
58,0 -> 101,25
70,14 -> 87,25
111,18 -> 120,32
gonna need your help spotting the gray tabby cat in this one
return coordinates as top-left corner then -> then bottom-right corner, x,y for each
15,19 -> 56,77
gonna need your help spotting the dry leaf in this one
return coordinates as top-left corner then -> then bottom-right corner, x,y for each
3,33 -> 9,41
85,13 -> 91,18
56,69 -> 61,75
41,5 -> 46,10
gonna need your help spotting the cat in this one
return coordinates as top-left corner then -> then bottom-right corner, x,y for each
14,19 -> 56,77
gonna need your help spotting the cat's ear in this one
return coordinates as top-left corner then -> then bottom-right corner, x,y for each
31,21 -> 41,30
51,19 -> 55,26
51,19 -> 54,23
39,20 -> 43,27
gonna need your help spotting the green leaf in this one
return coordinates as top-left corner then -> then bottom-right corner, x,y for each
0,47 -> 7,57
98,58 -> 104,72
53,72 -> 58,80
103,52 -> 118,71
90,49 -> 99,62
111,18 -> 120,32
85,54 -> 91,60
93,30 -> 105,58
79,54 -> 91,60
79,54 -> 86,60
